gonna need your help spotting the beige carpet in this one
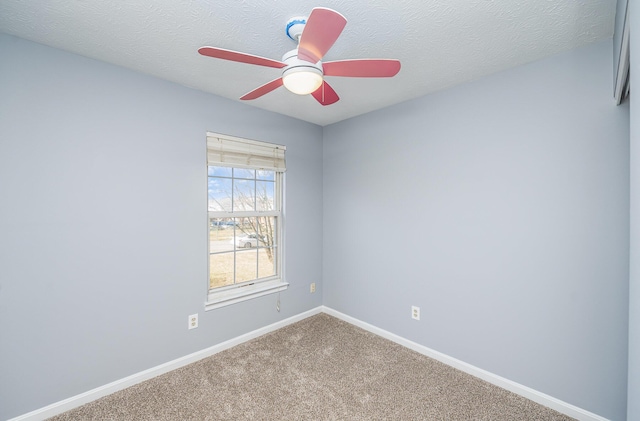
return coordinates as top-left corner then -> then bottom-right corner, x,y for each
49,313 -> 574,420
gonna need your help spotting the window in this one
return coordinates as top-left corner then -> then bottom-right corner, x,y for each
205,133 -> 287,310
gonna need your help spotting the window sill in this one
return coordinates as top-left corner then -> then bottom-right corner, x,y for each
205,279 -> 289,311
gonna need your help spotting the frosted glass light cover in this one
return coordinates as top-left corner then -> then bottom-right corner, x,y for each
282,69 -> 323,95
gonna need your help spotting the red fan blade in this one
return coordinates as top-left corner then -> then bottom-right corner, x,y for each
323,59 -> 401,77
297,8 -> 347,63
198,47 -> 286,69
240,78 -> 283,100
311,81 -> 339,106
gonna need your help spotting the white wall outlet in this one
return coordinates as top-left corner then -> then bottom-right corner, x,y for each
188,313 -> 198,330
411,306 -> 420,321
310,282 -> 316,293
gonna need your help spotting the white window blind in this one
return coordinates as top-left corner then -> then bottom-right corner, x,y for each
206,132 -> 286,172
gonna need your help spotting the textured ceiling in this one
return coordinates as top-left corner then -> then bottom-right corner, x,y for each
0,0 -> 616,126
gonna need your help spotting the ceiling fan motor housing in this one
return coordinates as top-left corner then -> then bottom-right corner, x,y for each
282,49 -> 322,72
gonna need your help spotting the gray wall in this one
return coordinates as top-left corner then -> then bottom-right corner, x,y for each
323,39 -> 629,420
0,34 -> 323,420
628,1 -> 639,419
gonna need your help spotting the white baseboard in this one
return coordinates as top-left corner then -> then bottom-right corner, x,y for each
9,307 -> 323,421
11,305 -> 608,421
321,306 -> 608,421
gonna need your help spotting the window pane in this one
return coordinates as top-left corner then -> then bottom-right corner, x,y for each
258,248 -> 276,279
236,249 -> 258,283
256,181 -> 275,211
234,168 -> 255,179
208,166 -> 232,178
210,217 -> 235,253
257,170 -> 275,181
233,179 -> 255,211
257,216 -> 276,248
209,252 -> 234,289
208,177 -> 232,212
207,155 -> 282,292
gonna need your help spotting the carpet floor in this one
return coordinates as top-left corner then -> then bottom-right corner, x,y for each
49,313 -> 574,420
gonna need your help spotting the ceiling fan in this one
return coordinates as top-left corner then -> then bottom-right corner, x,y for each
198,7 -> 401,106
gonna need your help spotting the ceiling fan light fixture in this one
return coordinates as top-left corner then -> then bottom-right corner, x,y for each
198,8 -> 400,105
282,66 -> 323,95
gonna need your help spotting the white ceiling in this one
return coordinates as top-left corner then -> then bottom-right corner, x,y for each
0,0 -> 617,126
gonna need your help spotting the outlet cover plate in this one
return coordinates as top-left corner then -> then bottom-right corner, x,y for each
188,313 -> 198,329
411,306 -> 420,321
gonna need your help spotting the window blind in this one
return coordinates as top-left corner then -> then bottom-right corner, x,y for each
206,132 -> 286,172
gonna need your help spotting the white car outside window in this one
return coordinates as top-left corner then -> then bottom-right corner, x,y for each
233,233 -> 265,248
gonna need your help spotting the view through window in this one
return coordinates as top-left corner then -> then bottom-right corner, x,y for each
208,167 -> 280,288
205,133 -> 286,309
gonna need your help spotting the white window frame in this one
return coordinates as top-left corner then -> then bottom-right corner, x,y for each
205,132 -> 287,311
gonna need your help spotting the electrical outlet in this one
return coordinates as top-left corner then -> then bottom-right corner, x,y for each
188,313 -> 198,330
411,306 -> 420,321
310,282 -> 316,293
